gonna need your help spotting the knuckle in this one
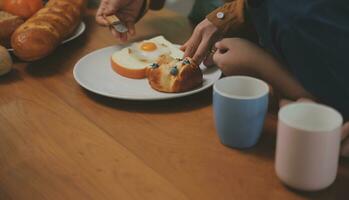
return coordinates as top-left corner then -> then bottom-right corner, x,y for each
212,56 -> 218,63
196,24 -> 205,32
196,53 -> 205,61
186,45 -> 195,52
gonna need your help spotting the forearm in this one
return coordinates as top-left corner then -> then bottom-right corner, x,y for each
251,47 -> 313,100
219,39 -> 313,100
206,0 -> 245,33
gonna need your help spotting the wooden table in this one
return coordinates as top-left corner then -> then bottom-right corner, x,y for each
0,9 -> 348,200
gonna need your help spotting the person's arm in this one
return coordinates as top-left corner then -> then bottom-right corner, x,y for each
96,0 -> 166,42
206,0 -> 245,33
213,38 -> 312,101
181,0 -> 248,65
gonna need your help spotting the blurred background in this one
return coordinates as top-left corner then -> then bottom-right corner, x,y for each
88,0 -> 223,25
88,0 -> 195,16
164,0 -> 194,16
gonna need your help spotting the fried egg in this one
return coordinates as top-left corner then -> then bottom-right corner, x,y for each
129,40 -> 171,63
111,36 -> 183,79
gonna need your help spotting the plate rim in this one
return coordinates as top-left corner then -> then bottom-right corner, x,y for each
73,45 -> 222,101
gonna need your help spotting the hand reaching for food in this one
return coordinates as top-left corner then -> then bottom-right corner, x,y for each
180,19 -> 221,66
212,38 -> 257,75
181,0 -> 246,66
96,0 -> 144,42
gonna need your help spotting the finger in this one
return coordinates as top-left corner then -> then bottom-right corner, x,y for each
180,44 -> 186,51
96,17 -> 110,26
341,122 -> 349,140
215,40 -> 228,50
215,41 -> 230,54
183,36 -> 201,58
192,39 -> 211,64
180,40 -> 189,51
203,53 -> 215,67
96,0 -> 117,26
212,50 -> 224,66
104,5 -> 117,16
120,32 -> 128,42
126,22 -> 136,37
341,137 -> 349,157
279,98 -> 314,108
110,27 -> 122,40
297,98 -> 314,103
279,99 -> 293,108
96,8 -> 109,26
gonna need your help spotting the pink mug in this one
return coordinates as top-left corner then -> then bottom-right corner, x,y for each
275,102 -> 343,191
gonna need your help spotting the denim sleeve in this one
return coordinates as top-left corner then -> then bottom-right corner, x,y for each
278,15 -> 349,118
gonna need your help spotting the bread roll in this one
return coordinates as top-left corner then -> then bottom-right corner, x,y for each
0,45 -> 12,75
11,0 -> 86,61
147,55 -> 203,93
0,11 -> 24,48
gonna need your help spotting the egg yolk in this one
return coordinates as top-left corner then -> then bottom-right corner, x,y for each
140,42 -> 157,51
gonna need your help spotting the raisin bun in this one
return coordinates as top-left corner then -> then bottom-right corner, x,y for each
147,55 -> 203,93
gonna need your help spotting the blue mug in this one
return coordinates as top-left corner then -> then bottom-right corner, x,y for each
213,76 -> 269,148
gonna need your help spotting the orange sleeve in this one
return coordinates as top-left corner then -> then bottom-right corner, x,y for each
206,0 -> 245,32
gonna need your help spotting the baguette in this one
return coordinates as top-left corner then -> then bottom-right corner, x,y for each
11,0 -> 86,61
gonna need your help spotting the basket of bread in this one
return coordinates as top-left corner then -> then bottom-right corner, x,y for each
0,0 -> 86,61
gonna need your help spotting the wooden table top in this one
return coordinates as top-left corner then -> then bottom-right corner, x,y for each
0,9 -> 348,200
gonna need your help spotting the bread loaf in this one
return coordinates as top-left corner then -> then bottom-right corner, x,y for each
147,55 -> 203,93
0,11 -> 24,48
0,0 -> 4,9
11,0 -> 86,61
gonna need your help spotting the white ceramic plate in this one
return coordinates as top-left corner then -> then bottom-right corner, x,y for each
8,22 -> 86,52
73,45 -> 222,100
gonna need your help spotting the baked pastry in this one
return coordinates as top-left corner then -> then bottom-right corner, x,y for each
0,11 -> 24,48
0,0 -> 4,9
2,0 -> 43,19
0,45 -> 12,75
147,55 -> 203,93
11,0 -> 86,61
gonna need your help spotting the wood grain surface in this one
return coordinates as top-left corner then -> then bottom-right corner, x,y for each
0,9 -> 348,200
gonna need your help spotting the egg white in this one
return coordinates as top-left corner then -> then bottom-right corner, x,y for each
130,42 -> 170,63
112,36 -> 184,70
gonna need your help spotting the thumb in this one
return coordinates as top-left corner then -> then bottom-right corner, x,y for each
96,0 -> 119,26
126,22 -> 136,36
341,122 -> 349,141
279,99 -> 293,108
180,39 -> 191,51
215,40 -> 228,51
341,122 -> 349,157
212,49 -> 224,65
